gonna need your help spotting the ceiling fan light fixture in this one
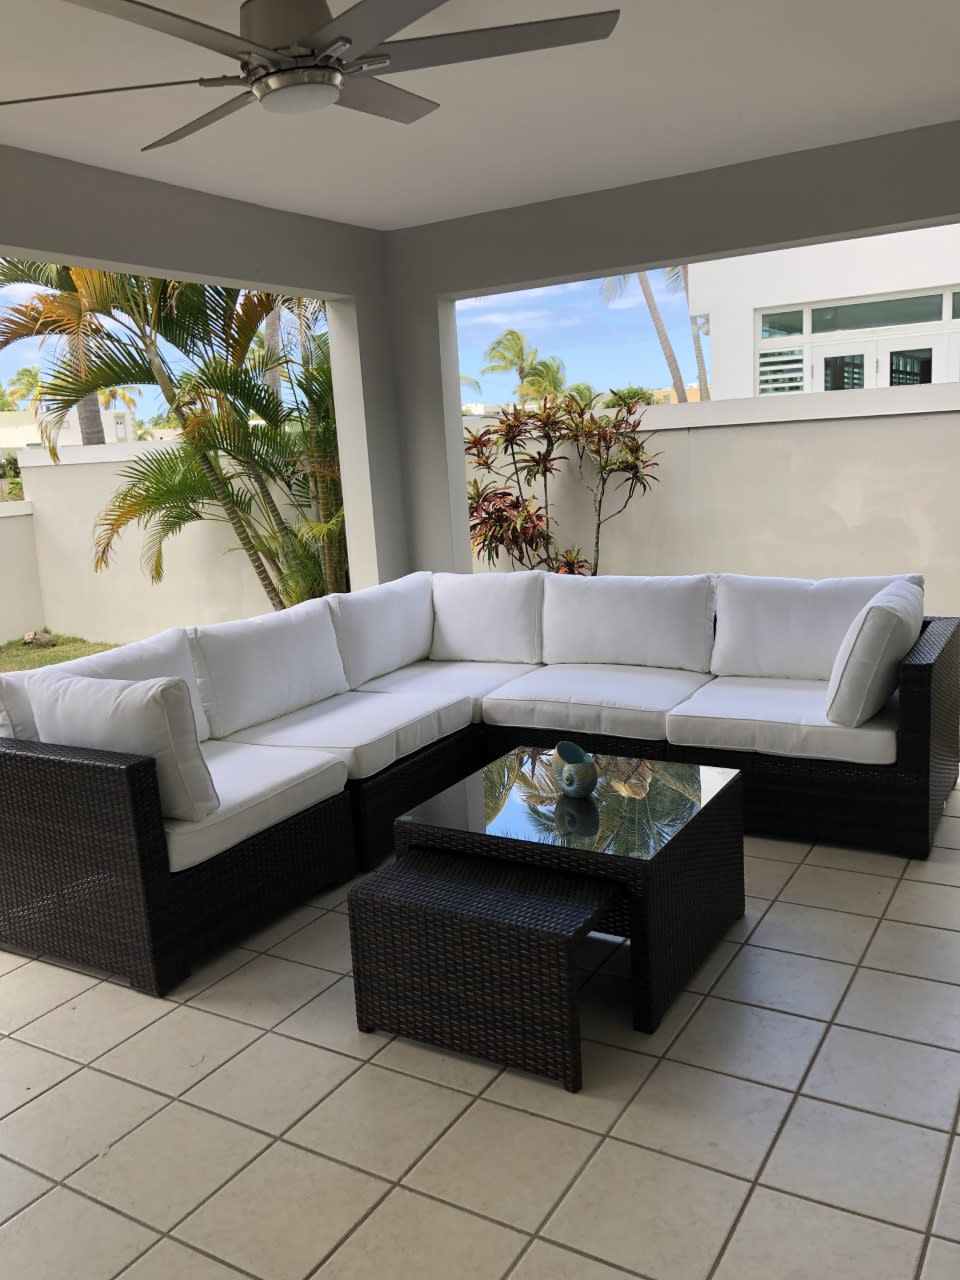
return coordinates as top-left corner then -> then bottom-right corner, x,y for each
252,66 -> 343,115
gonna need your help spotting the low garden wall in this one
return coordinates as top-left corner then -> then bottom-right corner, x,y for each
0,502 -> 44,642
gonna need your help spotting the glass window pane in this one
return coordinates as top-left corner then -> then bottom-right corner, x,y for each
824,354 -> 864,390
813,294 -> 941,333
889,348 -> 932,385
953,291 -> 960,319
761,309 -> 803,338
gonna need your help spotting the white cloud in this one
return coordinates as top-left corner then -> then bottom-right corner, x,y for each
458,308 -> 553,328
456,280 -> 593,312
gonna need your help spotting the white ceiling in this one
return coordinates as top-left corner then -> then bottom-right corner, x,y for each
3,0 -> 960,230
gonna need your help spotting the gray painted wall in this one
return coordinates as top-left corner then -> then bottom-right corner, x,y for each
5,120 -> 960,579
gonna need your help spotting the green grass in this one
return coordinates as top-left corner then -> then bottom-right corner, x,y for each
0,635 -> 116,672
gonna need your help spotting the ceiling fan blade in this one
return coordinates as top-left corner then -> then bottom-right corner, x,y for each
300,0 -> 448,56
142,92 -> 254,152
63,0 -> 278,63
337,75 -> 438,124
359,10 -> 621,74
0,78 -> 240,108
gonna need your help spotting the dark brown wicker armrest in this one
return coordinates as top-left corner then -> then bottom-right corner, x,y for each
896,617 -> 960,811
0,737 -> 174,982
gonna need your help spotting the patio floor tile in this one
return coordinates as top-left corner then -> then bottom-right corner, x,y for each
184,1032 -> 358,1134
14,983 -> 171,1062
743,836 -> 811,863
96,1006 -> 260,1095
712,1187 -> 922,1280
118,1238 -> 246,1279
315,1187 -> 525,1280
922,1238 -> 960,1280
804,843 -> 909,877
0,961 -> 99,1033
579,974 -> 701,1055
613,1059 -> 791,1177
510,1240 -> 635,1279
189,954 -> 339,1028
268,912 -> 353,972
68,1102 -> 268,1230
749,901 -> 877,963
544,1139 -> 748,1280
761,1096 -> 947,1229
803,1025 -> 960,1129
933,816 -> 960,849
904,846 -> 960,888
484,1041 -> 655,1133
164,949 -> 257,1003
886,881 -> 960,932
711,944 -> 853,1019
0,1068 -> 162,1179
684,940 -> 740,994
404,1099 -> 597,1231
0,1157 -> 50,1227
934,1144 -> 960,1241
666,996 -> 824,1088
0,1035 -> 77,1119
838,968 -> 960,1051
242,906 -> 323,952
275,976 -> 391,1059
289,1063 -> 470,1178
371,1036 -> 500,1092
724,895 -> 771,941
0,1187 -> 156,1280
863,920 -> 960,984
175,1142 -> 386,1280
778,865 -> 897,916
744,857 -> 795,899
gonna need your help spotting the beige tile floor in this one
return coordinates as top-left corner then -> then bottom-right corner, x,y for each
2,820 -> 960,1279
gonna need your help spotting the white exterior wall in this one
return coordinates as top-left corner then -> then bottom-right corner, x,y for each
0,407 -> 134,453
0,502 -> 44,642
466,407 -> 960,616
18,444 -> 274,644
687,225 -> 960,399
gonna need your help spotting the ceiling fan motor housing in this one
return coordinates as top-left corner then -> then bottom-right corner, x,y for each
239,0 -> 334,54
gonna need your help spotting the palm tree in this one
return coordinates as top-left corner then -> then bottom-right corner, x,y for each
519,355 -> 566,403
97,384 -> 141,413
460,373 -> 482,397
665,265 -> 710,400
603,272 -> 688,402
0,262 -> 106,444
482,328 -> 538,399
567,381 -> 597,404
6,364 -> 43,411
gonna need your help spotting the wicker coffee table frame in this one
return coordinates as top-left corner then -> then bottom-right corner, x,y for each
350,851 -> 620,1090
396,771 -> 744,1033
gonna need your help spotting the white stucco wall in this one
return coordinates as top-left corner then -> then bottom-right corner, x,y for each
687,225 -> 960,399
18,445 -> 275,644
0,502 -> 44,642
467,408 -> 960,616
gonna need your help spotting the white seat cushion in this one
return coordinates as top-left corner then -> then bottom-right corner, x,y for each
164,740 -> 347,872
542,574 -> 715,672
328,572 -> 434,687
225,690 -> 473,778
431,571 -> 544,663
826,581 -> 924,727
357,661 -> 538,721
712,574 -> 924,680
666,676 -> 897,765
28,674 -> 219,821
482,665 -> 714,739
190,598 -> 348,738
0,672 -> 36,741
1,628 -> 210,742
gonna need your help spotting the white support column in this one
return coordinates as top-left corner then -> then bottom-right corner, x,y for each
326,294 -> 411,587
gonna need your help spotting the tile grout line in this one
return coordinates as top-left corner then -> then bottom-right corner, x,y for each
913,1093 -> 960,1280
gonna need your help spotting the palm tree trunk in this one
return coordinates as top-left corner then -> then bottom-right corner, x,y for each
263,302 -> 283,398
636,272 -> 687,403
77,392 -> 105,445
681,265 -> 710,401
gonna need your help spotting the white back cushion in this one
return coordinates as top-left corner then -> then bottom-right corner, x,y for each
329,572 -> 434,687
52,628 -> 210,741
542,574 -> 715,672
712,574 -> 924,680
28,674 -> 219,821
0,672 -> 38,740
190,599 -> 348,737
431,572 -> 544,663
826,581 -> 924,727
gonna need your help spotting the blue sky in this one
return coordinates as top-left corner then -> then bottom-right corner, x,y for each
456,270 -> 710,403
1,269 -> 708,416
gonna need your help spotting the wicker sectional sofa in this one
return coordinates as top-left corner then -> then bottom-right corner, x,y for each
1,569 -> 956,993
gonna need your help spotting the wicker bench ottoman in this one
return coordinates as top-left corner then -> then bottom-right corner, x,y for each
348,851 -> 620,1091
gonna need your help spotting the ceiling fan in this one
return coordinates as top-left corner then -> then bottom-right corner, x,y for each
1,0 -> 620,152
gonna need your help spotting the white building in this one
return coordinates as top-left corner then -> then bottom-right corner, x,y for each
687,225 -> 960,400
0,406 -> 138,453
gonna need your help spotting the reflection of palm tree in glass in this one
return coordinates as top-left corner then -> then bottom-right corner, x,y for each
512,750 -> 701,857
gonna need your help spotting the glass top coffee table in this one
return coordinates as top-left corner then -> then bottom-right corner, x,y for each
396,748 -> 744,1033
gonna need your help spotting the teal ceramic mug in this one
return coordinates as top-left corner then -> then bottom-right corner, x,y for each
551,740 -> 599,799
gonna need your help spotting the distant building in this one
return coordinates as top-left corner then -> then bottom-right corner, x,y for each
0,407 -> 137,451
687,225 -> 960,400
649,385 -> 706,405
